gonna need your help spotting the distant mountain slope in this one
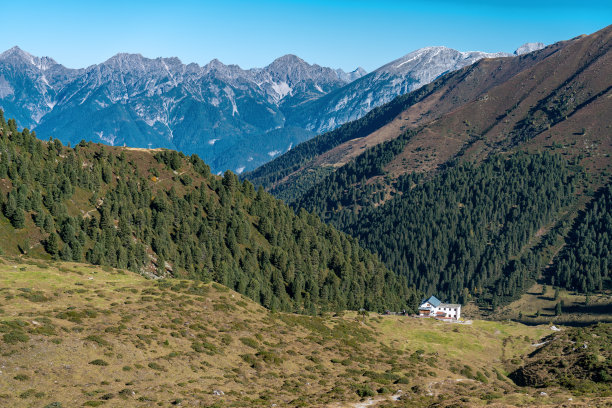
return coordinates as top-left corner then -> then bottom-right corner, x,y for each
0,43 -> 535,174
247,25 -> 612,306
0,111 -> 418,313
286,47 -> 514,134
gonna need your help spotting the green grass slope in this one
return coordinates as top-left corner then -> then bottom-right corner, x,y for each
1,258 -> 610,407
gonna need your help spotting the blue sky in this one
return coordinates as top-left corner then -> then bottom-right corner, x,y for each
1,0 -> 610,71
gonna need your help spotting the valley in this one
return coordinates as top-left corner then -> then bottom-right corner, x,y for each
0,8 -> 610,407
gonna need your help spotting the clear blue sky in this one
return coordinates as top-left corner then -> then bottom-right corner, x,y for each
1,0 -> 610,72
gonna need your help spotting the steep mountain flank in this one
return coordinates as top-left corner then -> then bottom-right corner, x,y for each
247,25 -> 612,306
286,47 -> 513,134
247,40 -> 559,202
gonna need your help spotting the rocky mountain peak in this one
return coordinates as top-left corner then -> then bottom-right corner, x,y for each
265,54 -> 310,75
271,54 -> 306,64
0,46 -> 58,70
205,58 -> 226,69
379,46 -> 511,76
103,53 -> 150,69
514,42 -> 546,55
335,67 -> 367,82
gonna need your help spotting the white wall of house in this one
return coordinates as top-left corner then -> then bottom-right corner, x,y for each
419,302 -> 461,320
438,305 -> 460,320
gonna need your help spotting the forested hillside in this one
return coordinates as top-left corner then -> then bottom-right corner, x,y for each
296,151 -> 577,305
0,111 -> 420,313
551,183 -> 612,293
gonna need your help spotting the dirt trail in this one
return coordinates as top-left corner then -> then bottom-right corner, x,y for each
328,391 -> 403,408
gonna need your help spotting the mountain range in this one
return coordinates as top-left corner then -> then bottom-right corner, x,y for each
0,43 -> 542,173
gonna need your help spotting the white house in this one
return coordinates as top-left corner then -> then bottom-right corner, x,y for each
418,295 -> 461,320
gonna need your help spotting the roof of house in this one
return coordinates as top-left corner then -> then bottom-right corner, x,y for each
421,295 -> 442,307
439,303 -> 461,308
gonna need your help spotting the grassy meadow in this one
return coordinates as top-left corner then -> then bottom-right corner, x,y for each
0,257 -> 609,407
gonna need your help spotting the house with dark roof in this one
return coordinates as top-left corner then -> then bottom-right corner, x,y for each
418,296 -> 461,320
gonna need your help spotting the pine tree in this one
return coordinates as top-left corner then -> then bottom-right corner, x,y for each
45,233 -> 59,257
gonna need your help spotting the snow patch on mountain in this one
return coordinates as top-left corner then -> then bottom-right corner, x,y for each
271,81 -> 292,99
95,131 -> 117,146
300,46 -> 514,134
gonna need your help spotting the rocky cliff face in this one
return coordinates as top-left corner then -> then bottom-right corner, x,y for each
0,47 -> 363,173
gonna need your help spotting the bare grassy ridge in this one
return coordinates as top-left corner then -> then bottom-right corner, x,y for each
0,258 -> 610,407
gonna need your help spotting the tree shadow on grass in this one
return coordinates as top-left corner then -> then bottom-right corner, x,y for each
561,303 -> 612,315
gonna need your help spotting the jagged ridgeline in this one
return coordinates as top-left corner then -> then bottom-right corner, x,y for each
0,111 -> 419,313
294,146 -> 578,306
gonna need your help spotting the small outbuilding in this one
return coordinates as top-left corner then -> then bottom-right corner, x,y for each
419,295 -> 461,320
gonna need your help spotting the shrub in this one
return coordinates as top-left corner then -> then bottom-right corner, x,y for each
240,354 -> 260,369
355,385 -> 376,398
394,376 -> 411,384
83,401 -> 105,407
256,350 -> 283,365
3,331 -> 29,344
89,359 -> 109,366
475,371 -> 488,383
118,389 -> 135,399
239,337 -> 259,349
191,341 -> 218,354
147,362 -> 165,371
19,389 -> 43,398
84,335 -> 109,347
